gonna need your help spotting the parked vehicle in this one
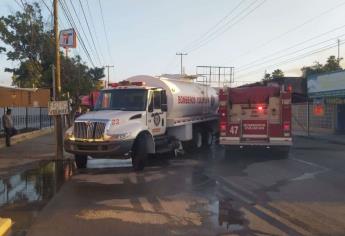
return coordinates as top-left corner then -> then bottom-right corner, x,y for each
218,85 -> 292,156
64,75 -> 219,170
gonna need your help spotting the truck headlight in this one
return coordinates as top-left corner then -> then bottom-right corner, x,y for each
64,126 -> 74,140
105,132 -> 131,141
113,132 -> 131,140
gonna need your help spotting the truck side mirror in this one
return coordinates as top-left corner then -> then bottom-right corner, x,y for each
148,103 -> 153,112
161,90 -> 167,112
148,95 -> 154,112
161,104 -> 167,112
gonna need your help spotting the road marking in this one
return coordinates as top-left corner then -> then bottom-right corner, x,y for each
211,172 -> 312,235
291,158 -> 328,170
222,185 -> 253,205
254,205 -> 310,236
242,208 -> 289,236
290,158 -> 329,181
291,169 -> 328,181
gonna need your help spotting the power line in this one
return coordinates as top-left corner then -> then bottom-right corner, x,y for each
68,0 -> 101,66
14,0 -> 24,10
98,0 -> 114,64
236,40 -> 345,79
229,0 -> 345,63
237,24 -> 345,70
85,0 -> 105,63
41,0 -> 53,15
181,0 -> 247,52
59,0 -> 96,67
185,0 -> 266,53
237,32 -> 345,72
77,0 -> 103,65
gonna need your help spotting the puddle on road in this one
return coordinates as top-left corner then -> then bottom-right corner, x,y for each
0,160 -> 75,236
87,158 -> 132,169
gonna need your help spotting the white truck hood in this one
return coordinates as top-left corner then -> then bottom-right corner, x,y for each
76,110 -> 143,123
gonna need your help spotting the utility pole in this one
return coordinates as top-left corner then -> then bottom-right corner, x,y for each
176,52 -> 187,75
104,65 -> 114,87
54,0 -> 63,159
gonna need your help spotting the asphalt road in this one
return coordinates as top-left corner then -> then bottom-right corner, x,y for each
10,137 -> 345,236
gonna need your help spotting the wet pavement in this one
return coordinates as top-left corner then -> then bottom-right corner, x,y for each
0,160 -> 75,236
1,136 -> 345,236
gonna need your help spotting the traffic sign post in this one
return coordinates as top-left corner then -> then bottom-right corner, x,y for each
48,101 -> 69,116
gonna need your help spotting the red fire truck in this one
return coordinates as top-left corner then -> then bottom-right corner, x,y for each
218,85 -> 292,155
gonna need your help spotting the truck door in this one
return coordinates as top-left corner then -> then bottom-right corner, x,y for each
147,89 -> 167,136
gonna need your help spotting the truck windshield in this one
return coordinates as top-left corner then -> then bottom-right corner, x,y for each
94,89 -> 148,111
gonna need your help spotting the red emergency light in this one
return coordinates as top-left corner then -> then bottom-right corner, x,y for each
283,122 -> 290,131
116,81 -> 145,87
109,83 -> 119,88
220,123 -> 227,132
257,106 -> 263,111
131,81 -> 145,86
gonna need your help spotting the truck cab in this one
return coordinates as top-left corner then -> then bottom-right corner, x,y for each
64,81 -> 169,170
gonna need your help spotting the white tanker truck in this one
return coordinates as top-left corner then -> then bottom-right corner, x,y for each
64,75 -> 219,170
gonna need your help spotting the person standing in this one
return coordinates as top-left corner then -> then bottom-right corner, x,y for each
2,109 -> 16,147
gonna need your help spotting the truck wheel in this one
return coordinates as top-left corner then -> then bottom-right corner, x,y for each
75,154 -> 87,169
193,128 -> 203,149
183,128 -> 203,152
202,130 -> 213,148
132,136 -> 147,171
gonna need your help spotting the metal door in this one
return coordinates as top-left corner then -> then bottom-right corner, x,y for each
337,104 -> 345,133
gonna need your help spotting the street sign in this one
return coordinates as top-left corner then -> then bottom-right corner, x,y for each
59,28 -> 77,48
48,101 -> 69,116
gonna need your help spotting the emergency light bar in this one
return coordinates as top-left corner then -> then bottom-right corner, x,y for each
109,81 -> 146,88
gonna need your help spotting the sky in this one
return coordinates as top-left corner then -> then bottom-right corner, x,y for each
1,0 -> 345,87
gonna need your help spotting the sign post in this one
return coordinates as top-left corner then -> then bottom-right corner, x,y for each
48,101 -> 69,116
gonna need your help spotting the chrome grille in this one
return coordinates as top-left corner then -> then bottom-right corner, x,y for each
74,121 -> 106,139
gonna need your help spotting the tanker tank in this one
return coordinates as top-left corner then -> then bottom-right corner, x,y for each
126,75 -> 219,119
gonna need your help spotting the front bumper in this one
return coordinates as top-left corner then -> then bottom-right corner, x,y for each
64,139 -> 134,158
219,137 -> 292,147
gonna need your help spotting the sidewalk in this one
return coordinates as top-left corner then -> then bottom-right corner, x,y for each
293,131 -> 345,146
0,132 -> 72,177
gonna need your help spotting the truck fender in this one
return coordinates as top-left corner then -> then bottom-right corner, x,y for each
133,131 -> 155,154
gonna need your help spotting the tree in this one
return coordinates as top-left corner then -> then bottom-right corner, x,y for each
0,2 -> 47,87
301,55 -> 343,78
323,55 -> 342,72
262,73 -> 271,81
271,69 -> 284,78
0,2 -> 104,114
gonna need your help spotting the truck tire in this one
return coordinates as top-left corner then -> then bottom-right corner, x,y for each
132,136 -> 148,171
75,154 -> 87,169
193,128 -> 203,149
202,130 -> 213,148
183,128 -> 203,152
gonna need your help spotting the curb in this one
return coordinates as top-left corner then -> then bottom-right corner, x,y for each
294,134 -> 345,146
0,218 -> 12,236
0,127 -> 53,149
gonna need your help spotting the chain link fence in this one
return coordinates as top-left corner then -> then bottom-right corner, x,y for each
0,107 -> 52,135
292,102 -> 336,135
